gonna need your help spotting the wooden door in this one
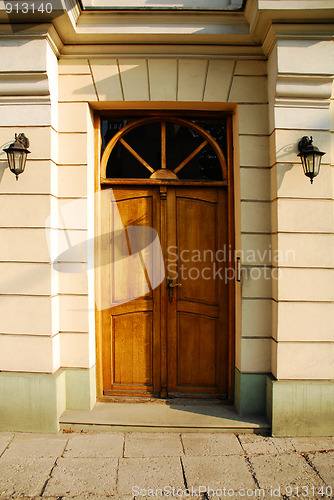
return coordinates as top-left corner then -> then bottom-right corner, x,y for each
100,186 -> 162,397
167,187 -> 229,398
100,184 -> 229,398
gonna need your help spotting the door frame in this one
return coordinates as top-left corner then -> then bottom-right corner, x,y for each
94,106 -> 236,403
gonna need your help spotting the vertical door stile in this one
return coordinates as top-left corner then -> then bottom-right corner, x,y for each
166,187 -> 178,393
101,188 -> 112,393
217,187 -> 229,394
152,188 -> 162,393
226,114 -> 235,400
159,185 -> 168,398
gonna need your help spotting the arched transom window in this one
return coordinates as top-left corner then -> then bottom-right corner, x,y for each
101,117 -> 228,181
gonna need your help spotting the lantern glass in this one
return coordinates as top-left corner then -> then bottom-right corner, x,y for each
297,136 -> 325,184
3,133 -> 30,180
7,150 -> 28,178
301,152 -> 322,183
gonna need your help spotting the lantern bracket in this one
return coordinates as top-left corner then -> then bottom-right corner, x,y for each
16,133 -> 30,149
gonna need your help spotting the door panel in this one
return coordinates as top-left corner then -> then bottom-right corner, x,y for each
177,313 -> 217,387
113,311 -> 153,385
177,195 -> 217,304
112,194 -> 153,303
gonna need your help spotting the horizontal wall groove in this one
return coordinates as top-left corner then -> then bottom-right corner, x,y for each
238,133 -> 270,137
0,262 -> 54,265
55,163 -> 87,167
0,294 -> 59,298
241,336 -> 273,339
272,299 -> 334,304
1,125 -> 53,129
241,199 -> 271,203
242,296 -> 272,300
239,165 -> 271,170
274,340 -> 334,344
58,131 -> 87,135
271,197 -> 334,202
0,193 -> 59,199
271,266 -> 334,270
0,333 -> 58,338
0,226 -> 87,230
271,231 -> 334,235
59,331 -> 89,334
58,293 -> 88,297
241,231 -> 272,235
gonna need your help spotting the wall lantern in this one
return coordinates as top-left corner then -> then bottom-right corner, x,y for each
3,133 -> 30,180
297,136 -> 325,184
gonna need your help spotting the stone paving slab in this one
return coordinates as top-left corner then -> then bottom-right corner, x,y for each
43,457 -> 118,497
291,436 -> 334,453
0,435 -> 13,457
117,457 -> 184,496
181,432 -> 243,456
2,433 -> 68,459
182,455 -> 256,491
308,451 -> 334,486
0,456 -> 55,497
124,432 -> 183,457
269,437 -> 295,453
249,452 -> 325,491
64,432 -> 124,458
238,433 -> 279,455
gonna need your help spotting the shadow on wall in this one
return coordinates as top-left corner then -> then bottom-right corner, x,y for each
0,161 -> 7,184
0,142 -> 13,184
275,143 -> 294,191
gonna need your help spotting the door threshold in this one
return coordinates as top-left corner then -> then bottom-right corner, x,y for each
99,396 -> 227,405
59,401 -> 270,434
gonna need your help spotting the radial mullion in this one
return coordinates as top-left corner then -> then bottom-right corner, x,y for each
174,139 -> 208,174
119,138 -> 155,174
161,121 -> 166,169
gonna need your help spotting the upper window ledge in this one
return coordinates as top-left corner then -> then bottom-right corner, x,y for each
81,0 -> 245,10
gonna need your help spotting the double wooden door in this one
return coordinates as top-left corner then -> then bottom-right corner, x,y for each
100,184 -> 229,399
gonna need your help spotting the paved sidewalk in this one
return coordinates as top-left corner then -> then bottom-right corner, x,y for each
0,431 -> 333,499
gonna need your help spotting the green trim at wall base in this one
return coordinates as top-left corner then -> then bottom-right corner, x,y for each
0,366 -> 97,433
267,378 -> 334,437
234,368 -> 267,416
0,370 -> 66,433
66,366 -> 96,411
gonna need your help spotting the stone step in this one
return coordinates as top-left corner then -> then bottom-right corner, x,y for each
60,401 -> 270,433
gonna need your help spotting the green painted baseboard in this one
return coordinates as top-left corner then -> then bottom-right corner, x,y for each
234,368 -> 267,416
0,366 -> 96,433
267,378 -> 334,437
0,370 -> 66,433
66,366 -> 96,411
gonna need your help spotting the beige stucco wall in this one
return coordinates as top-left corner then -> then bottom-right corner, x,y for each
268,38 -> 334,380
0,38 -> 60,374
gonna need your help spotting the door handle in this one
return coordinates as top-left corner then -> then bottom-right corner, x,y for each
167,277 -> 182,302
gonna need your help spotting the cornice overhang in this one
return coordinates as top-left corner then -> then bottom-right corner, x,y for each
246,0 -> 334,52
0,0 -> 333,56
